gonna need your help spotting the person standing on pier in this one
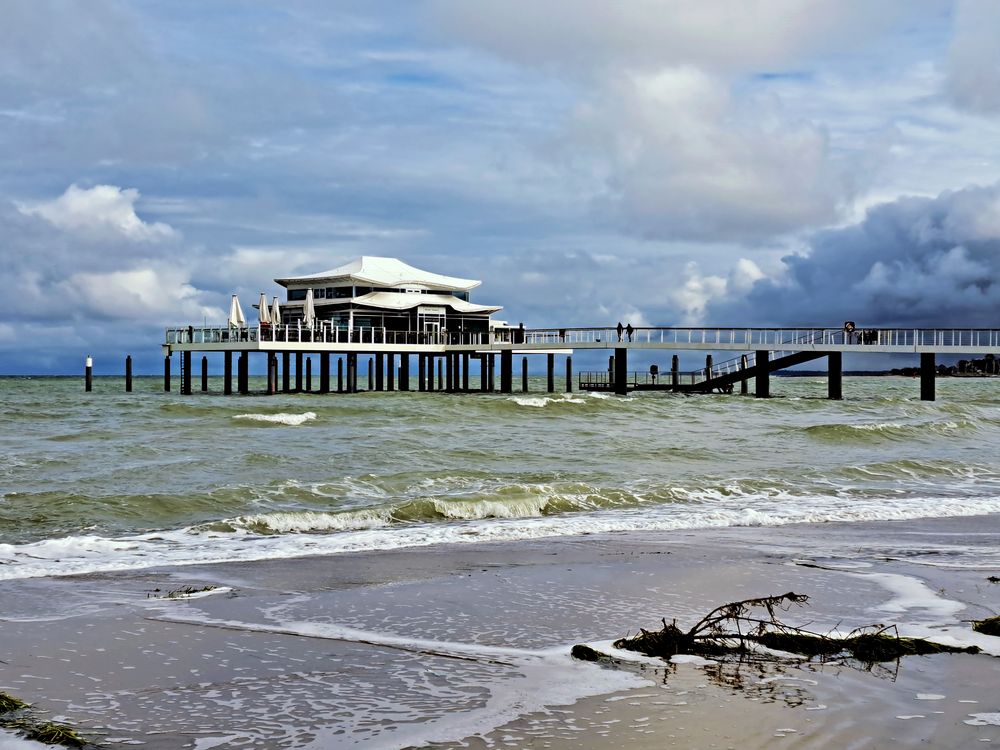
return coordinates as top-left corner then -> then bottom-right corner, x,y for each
626,324 -> 634,342
617,322 -> 624,341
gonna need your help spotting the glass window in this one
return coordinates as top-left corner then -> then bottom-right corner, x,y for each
332,286 -> 352,298
453,291 -> 469,301
314,288 -> 326,299
287,289 -> 307,301
354,286 -> 374,296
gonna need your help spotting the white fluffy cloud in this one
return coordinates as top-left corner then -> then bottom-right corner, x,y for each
572,67 -> 852,240
18,184 -> 177,241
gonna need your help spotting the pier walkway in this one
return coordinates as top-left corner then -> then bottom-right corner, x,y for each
161,325 -> 1000,402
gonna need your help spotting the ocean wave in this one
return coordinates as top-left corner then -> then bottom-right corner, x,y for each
800,419 -> 974,442
232,411 -> 316,426
508,395 -> 587,407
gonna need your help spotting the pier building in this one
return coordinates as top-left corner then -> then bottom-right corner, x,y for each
160,257 -> 1000,402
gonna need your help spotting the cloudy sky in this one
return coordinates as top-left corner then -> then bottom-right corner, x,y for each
2,0 -> 999,373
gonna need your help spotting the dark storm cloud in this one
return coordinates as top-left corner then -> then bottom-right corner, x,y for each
708,182 -> 1000,326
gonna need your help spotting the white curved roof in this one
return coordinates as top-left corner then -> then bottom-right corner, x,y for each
275,256 -> 481,292
353,292 -> 501,314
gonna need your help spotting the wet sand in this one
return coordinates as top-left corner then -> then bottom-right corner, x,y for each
1,517 -> 999,748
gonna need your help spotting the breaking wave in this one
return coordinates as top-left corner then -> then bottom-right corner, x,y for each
232,411 -> 317,426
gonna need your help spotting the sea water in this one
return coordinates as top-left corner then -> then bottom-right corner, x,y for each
1,375 -> 999,580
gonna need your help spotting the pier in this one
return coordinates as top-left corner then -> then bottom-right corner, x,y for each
160,324 -> 1000,401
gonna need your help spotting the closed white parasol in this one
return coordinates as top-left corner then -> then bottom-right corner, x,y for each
271,296 -> 281,325
257,292 -> 271,325
228,294 -> 246,328
303,288 -> 316,327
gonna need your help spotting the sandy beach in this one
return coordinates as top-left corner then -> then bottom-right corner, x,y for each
2,515 -> 999,748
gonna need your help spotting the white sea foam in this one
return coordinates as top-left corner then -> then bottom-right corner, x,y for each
856,572 -> 966,619
966,714 -> 1000,727
509,395 -> 587,407
232,411 -> 316,426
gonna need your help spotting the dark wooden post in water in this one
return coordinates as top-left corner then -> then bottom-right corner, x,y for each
224,351 -> 232,395
307,357 -> 313,392
295,353 -> 303,392
238,352 -> 249,395
347,353 -> 357,394
614,348 -> 628,396
462,353 -> 470,392
125,355 -> 132,393
447,352 -> 455,392
182,351 -> 192,395
500,350 -> 513,393
437,358 -> 444,390
389,354 -> 410,391
547,353 -> 555,393
320,353 -> 330,394
920,353 -> 936,401
479,355 -> 488,392
337,357 -> 344,393
671,355 -> 679,389
705,354 -> 713,382
164,355 -> 171,392
201,356 -> 208,392
488,354 -> 496,392
266,354 -> 275,394
522,356 -> 529,393
566,355 -> 573,393
375,353 -> 384,391
755,350 -> 769,398
282,353 -> 291,393
367,357 -> 373,391
85,355 -> 93,392
739,354 -> 749,395
828,351 -> 842,400
608,355 -> 615,389
418,355 -> 426,392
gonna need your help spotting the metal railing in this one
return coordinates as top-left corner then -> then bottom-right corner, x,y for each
524,326 -> 1000,349
166,324 -> 498,347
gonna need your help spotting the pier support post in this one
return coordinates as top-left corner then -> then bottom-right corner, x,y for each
462,353 -> 470,392
164,355 -> 171,392
201,356 -> 208,392
347,353 -> 357,393
307,357 -> 313,392
547,353 -> 555,393
238,352 -> 248,395
500,350 -> 513,394
223,351 -> 232,395
125,355 -> 132,393
367,357 -> 373,391
338,358 -> 344,393
85,355 -> 93,392
438,358 -> 444,391
447,352 -> 455,392
608,355 -> 615,388
182,351 -> 192,395
389,354 -> 410,391
479,355 -> 487,392
614,348 -> 628,396
418,355 -> 426,392
375,353 -> 384,391
522,356 -> 529,393
671,355 -> 679,389
488,354 -> 496,392
920,352 -> 936,401
282,353 -> 290,393
828,352 -> 842,400
755,350 -> 769,398
566,356 -> 573,393
739,355 -> 749,395
320,353 -> 330,394
705,354 -> 713,382
267,354 -> 275,394
295,353 -> 303,392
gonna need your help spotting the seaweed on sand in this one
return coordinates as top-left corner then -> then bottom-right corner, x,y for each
577,592 -> 979,668
973,615 -> 1000,637
0,691 -> 92,747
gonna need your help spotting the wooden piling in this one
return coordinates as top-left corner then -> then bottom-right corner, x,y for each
366,357 -> 372,391
320,353 -> 330,393
565,355 -> 573,393
479,355 -> 488,392
522,356 -> 528,393
828,351 -> 842,400
238,352 -> 249,395
488,354 -> 496,392
182,351 -> 192,395
614,348 -> 628,396
282,352 -> 291,393
755,350 -> 769,398
462,353 -> 470,392
223,351 -> 232,395
125,355 -> 132,393
547,353 -> 555,393
418,355 -> 426,392
163,355 -> 171,393
267,353 -> 275,394
671,355 -> 679,389
705,354 -> 713,382
338,357 -> 344,393
307,357 -> 314,392
920,352 -> 936,401
295,353 -> 303,392
85,355 -> 93,392
201,356 -> 208,392
437,358 -> 444,390
500,349 -> 512,394
393,354 -> 402,391
447,352 -> 455,392
739,354 -> 749,395
375,353 -> 385,391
